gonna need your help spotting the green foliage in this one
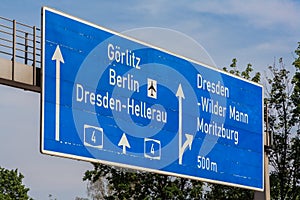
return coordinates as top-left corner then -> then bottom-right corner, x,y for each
83,163 -> 204,199
289,43 -> 300,200
223,58 -> 261,83
291,42 -> 300,126
205,185 -> 254,200
0,166 -> 32,200
266,56 -> 300,200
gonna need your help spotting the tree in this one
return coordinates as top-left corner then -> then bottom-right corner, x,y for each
291,46 -> 300,197
0,166 -> 32,200
83,163 -> 204,199
291,42 -> 300,125
266,55 -> 300,200
289,42 -> 300,199
222,58 -> 261,82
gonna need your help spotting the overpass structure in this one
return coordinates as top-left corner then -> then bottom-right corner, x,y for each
0,16 -> 41,92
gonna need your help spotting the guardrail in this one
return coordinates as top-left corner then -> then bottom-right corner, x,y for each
0,16 -> 41,92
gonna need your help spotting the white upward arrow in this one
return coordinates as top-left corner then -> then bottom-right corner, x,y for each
176,84 -> 185,164
52,45 -> 64,141
176,84 -> 193,165
118,133 -> 131,154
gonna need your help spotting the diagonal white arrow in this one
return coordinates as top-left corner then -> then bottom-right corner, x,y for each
182,134 -> 193,151
176,84 -> 193,165
179,134 -> 193,164
52,45 -> 64,141
118,133 -> 131,154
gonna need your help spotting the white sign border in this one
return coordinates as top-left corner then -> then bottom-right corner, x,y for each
41,6 -> 264,192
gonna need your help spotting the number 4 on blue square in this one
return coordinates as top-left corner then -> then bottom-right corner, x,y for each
84,124 -> 104,149
144,138 -> 161,160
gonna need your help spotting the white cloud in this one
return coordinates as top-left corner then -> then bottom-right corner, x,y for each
189,0 -> 300,30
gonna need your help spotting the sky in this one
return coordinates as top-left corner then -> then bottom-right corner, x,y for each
1,0 -> 300,199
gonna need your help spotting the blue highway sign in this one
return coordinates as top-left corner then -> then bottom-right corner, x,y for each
41,7 -> 264,191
